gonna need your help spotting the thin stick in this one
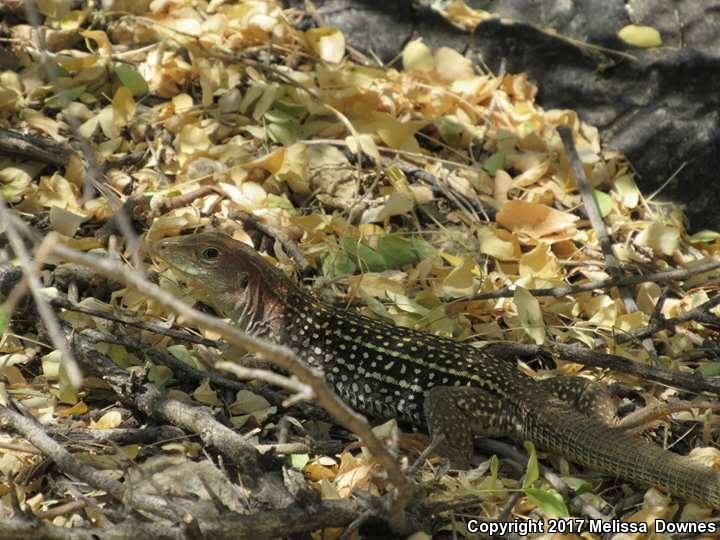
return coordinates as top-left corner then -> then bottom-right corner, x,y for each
558,126 -> 656,358
468,258 -> 720,300
0,203 -> 82,387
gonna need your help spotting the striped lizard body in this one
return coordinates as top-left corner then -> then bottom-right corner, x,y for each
153,232 -> 720,508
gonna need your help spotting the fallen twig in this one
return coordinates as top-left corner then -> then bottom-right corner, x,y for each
467,258 -> 720,300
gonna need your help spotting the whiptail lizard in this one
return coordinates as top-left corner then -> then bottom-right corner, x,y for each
154,232 -> 720,508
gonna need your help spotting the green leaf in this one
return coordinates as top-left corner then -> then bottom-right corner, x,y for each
44,85 -> 86,109
264,108 -> 297,124
698,362 -> 720,378
272,98 -> 307,117
265,193 -> 295,210
561,476 -> 593,494
341,238 -> 386,272
326,235 -> 436,276
265,107 -> 301,145
266,118 -> 301,145
482,152 -> 505,174
376,235 -> 435,268
523,440 -> 539,488
114,64 -> 148,96
523,487 -> 569,517
0,306 -> 7,333
593,189 -> 614,218
289,453 -> 310,469
167,344 -> 203,370
147,363 -> 174,387
436,117 -> 463,146
322,250 -> 356,278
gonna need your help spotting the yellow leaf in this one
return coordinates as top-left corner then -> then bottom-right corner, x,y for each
177,124 -> 211,154
80,30 -> 113,56
345,134 -> 380,162
112,86 -> 135,127
354,112 -> 426,153
634,222 -> 680,256
446,0 -> 492,31
91,410 -> 123,429
361,192 -> 414,223
35,174 -> 81,211
305,27 -> 345,64
36,0 -> 71,18
402,40 -> 434,72
616,311 -> 647,333
618,25 -> 662,48
497,201 -> 578,238
513,287 -> 545,345
349,274 -> 405,298
57,401 -> 88,417
172,93 -> 194,113
434,47 -> 473,81
519,242 -> 558,279
614,174 -> 640,208
305,462 -> 337,482
441,256 -> 476,298
1,366 -> 26,385
477,227 -> 516,260
241,147 -> 286,174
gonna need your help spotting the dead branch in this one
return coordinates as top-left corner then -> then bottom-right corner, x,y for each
619,293 -> 720,343
0,127 -> 72,167
0,403 -> 178,521
71,329 -> 296,510
468,258 -> 720,300
558,126 -> 656,359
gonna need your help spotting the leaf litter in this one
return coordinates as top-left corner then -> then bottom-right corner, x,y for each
1,0 -> 720,535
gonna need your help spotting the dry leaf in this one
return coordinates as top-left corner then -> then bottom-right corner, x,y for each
91,410 -> 123,429
497,200 -> 578,238
514,287 -> 545,345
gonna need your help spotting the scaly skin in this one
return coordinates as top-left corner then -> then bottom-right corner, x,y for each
153,232 -> 720,508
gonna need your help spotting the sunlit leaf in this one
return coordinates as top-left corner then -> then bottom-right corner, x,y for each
593,189 -> 613,217
289,454 -> 310,470
402,39 -> 434,72
618,24 -> 662,48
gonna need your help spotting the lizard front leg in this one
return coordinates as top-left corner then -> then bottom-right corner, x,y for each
424,386 -> 516,468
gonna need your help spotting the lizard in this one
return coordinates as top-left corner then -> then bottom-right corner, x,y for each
152,231 -> 720,508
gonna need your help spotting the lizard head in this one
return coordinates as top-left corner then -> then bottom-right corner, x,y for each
152,231 -> 292,326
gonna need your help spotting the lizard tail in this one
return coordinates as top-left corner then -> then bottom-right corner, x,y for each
525,406 -> 720,508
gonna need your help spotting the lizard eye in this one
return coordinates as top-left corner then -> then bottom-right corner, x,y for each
200,246 -> 220,263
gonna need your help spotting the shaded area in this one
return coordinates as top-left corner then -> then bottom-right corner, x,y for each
292,0 -> 720,230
